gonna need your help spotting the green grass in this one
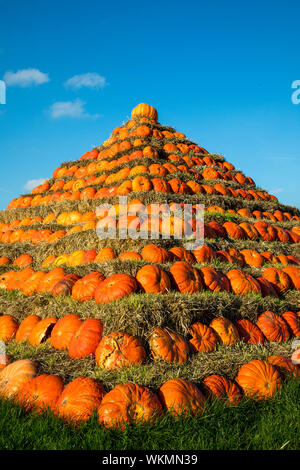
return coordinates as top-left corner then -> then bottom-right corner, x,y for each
0,378 -> 299,450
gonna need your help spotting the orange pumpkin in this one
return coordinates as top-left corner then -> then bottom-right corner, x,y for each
95,332 -> 146,370
15,315 -> 41,342
28,317 -> 57,346
169,261 -> 203,294
158,378 -> 205,417
0,359 -> 37,399
235,360 -> 281,400
72,272 -> 105,302
50,314 -> 82,351
0,315 -> 19,342
136,264 -> 171,294
56,377 -> 105,423
98,382 -> 162,429
68,318 -> 103,359
256,311 -> 290,342
189,322 -> 220,352
202,375 -> 242,404
210,317 -> 239,345
235,319 -> 265,344
94,273 -> 138,303
149,328 -> 190,364
18,374 -> 64,413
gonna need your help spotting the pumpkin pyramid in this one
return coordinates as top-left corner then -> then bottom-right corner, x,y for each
0,103 -> 300,416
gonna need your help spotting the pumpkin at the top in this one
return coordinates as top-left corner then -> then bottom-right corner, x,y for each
131,103 -> 158,122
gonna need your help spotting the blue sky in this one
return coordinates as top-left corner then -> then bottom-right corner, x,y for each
0,0 -> 300,210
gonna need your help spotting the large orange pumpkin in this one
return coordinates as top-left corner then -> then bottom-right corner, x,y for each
0,315 -> 19,342
235,360 -> 282,399
98,382 -> 162,429
50,314 -> 82,351
18,374 -> 64,413
169,261 -> 203,294
256,311 -> 290,342
0,359 -> 37,399
68,318 -> 103,359
94,274 -> 138,303
56,377 -> 105,423
210,317 -> 240,345
202,374 -> 242,404
136,264 -> 171,294
189,322 -> 220,352
15,315 -> 41,343
158,378 -> 205,417
95,332 -> 146,370
149,328 -> 190,363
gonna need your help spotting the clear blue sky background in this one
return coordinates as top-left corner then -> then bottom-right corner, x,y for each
0,0 -> 299,210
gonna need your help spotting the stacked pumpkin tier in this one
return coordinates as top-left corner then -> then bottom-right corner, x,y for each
0,103 -> 299,427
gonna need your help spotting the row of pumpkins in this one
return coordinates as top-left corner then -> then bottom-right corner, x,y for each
1,213 -> 299,246
1,204 -> 299,233
1,258 -> 299,301
0,352 -> 299,428
6,176 -> 275,210
2,238 -> 299,270
0,311 -> 300,365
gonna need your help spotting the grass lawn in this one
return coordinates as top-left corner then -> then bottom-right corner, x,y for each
0,377 -> 299,451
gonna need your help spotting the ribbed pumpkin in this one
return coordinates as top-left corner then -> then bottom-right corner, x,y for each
261,267 -> 292,294
136,264 -> 171,294
51,274 -> 80,296
226,269 -> 261,295
37,268 -> 66,293
281,266 -> 300,290
56,377 -> 105,423
169,261 -> 203,294
189,322 -> 220,352
168,246 -> 196,264
68,318 -> 103,359
141,244 -> 170,263
94,273 -> 138,303
193,244 -> 216,263
15,315 -> 41,342
149,328 -> 190,363
158,378 -> 205,416
256,311 -> 290,342
200,267 -> 230,292
202,374 -> 242,404
131,103 -> 158,121
94,247 -> 117,263
18,374 -> 64,412
0,315 -> 19,342
281,311 -> 300,336
235,319 -> 265,344
0,359 -> 37,399
28,317 -> 57,346
267,355 -> 300,378
50,314 -> 82,351
240,249 -> 264,267
22,271 -> 47,296
210,317 -> 239,345
13,254 -> 33,268
95,332 -> 146,370
256,277 -> 279,298
118,251 -> 142,261
235,360 -> 282,399
98,382 -> 162,429
72,272 -> 105,302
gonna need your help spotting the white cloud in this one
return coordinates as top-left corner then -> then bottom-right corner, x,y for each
269,188 -> 283,195
49,99 -> 99,119
64,73 -> 106,89
3,68 -> 50,87
24,178 -> 47,191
